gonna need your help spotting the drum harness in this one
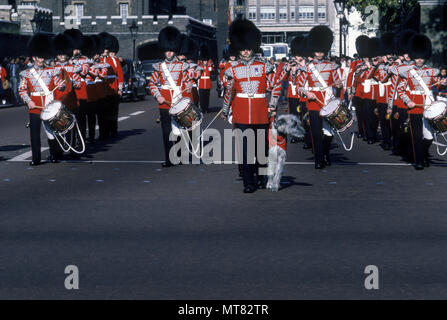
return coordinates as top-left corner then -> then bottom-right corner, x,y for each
162,62 -> 223,158
410,68 -> 447,156
30,68 -> 85,154
309,63 -> 355,151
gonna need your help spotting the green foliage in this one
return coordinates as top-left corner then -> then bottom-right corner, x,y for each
347,0 -> 420,31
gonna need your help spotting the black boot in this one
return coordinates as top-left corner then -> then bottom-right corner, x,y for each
323,136 -> 333,167
47,139 -> 61,163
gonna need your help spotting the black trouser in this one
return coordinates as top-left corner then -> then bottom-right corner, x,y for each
309,110 -> 333,164
288,98 -> 300,117
110,95 -> 120,135
363,98 -> 378,141
199,89 -> 210,113
299,101 -> 312,147
353,96 -> 365,137
234,123 -> 269,188
77,100 -> 89,140
377,102 -> 391,146
391,107 -> 410,156
159,108 -> 174,163
29,113 -> 60,162
87,101 -> 97,140
409,114 -> 424,166
97,98 -> 108,139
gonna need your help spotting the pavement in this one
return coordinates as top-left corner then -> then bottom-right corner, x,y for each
1,89 -> 447,300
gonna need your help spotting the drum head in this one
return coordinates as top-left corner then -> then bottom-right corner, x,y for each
41,101 -> 62,121
424,102 -> 447,120
169,98 -> 192,116
320,99 -> 340,117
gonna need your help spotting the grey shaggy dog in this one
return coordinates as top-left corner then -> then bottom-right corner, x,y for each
267,114 -> 305,192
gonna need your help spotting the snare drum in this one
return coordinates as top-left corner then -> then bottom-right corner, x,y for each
40,101 -> 76,135
169,97 -> 203,131
320,98 -> 353,132
424,101 -> 447,133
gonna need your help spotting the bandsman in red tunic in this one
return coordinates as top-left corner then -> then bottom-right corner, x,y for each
197,45 -> 214,113
222,18 -> 281,193
148,26 -> 191,168
397,34 -> 445,170
296,26 -> 343,169
19,34 -> 65,166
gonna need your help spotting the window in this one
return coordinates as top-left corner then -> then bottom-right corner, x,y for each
260,7 -> 275,20
120,3 -> 129,23
75,3 -> 84,24
299,6 -> 314,20
279,7 -> 287,20
248,7 -> 256,20
290,6 -> 295,20
318,5 -> 326,20
21,1 -> 37,6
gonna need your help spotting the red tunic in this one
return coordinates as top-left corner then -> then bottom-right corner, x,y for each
53,62 -> 82,111
197,60 -> 214,90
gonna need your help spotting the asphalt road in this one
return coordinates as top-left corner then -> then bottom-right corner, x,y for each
1,89 -> 447,300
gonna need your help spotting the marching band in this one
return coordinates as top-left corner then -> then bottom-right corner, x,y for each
16,18 -> 447,193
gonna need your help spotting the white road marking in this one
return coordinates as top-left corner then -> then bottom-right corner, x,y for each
129,111 -> 145,116
8,147 -> 49,162
118,116 -> 130,122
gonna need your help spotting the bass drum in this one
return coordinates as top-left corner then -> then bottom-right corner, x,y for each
169,97 -> 203,131
320,98 -> 353,132
40,100 -> 75,135
424,101 -> 447,133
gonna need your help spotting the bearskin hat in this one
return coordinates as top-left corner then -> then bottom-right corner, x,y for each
63,28 -> 83,50
53,33 -> 73,57
229,18 -> 261,53
91,35 -> 103,55
28,33 -> 53,59
81,35 -> 95,58
409,33 -> 432,60
356,35 -> 370,58
290,35 -> 306,57
110,35 -> 119,53
179,35 -> 196,59
368,37 -> 383,58
158,26 -> 182,53
222,43 -> 237,60
395,29 -> 416,55
308,26 -> 333,54
199,45 -> 210,60
98,32 -> 114,51
380,32 -> 395,56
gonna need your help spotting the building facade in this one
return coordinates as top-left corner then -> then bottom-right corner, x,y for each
230,0 -> 339,55
0,0 -> 227,60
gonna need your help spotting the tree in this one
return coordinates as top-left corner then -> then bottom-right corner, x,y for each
347,0 -> 420,32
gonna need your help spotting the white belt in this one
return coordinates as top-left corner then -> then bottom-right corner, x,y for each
106,75 -> 117,79
236,93 -> 266,98
410,90 -> 426,95
86,81 -> 96,85
308,87 -> 327,91
161,85 -> 175,90
31,92 -> 46,96
363,79 -> 379,86
200,76 -> 210,79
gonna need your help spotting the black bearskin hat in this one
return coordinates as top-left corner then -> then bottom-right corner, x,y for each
308,26 -> 333,54
290,35 -> 306,57
81,35 -> 95,58
91,35 -> 103,55
158,26 -> 182,53
368,37 -> 383,58
199,45 -> 210,60
395,29 -> 416,55
28,33 -> 53,59
229,18 -> 261,53
53,33 -> 73,56
380,32 -> 395,56
356,35 -> 370,58
110,35 -> 119,53
409,33 -> 432,60
179,35 -> 196,59
63,28 -> 83,50
98,32 -> 114,51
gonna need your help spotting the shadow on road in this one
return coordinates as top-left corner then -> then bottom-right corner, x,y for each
0,145 -> 29,152
280,176 -> 313,190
